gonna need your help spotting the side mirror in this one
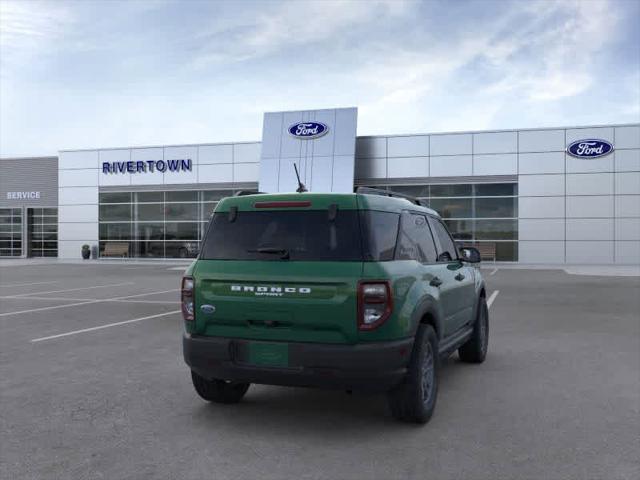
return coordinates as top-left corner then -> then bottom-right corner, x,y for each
459,246 -> 481,263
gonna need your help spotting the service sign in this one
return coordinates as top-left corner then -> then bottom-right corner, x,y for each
288,122 -> 329,139
566,139 -> 613,159
6,191 -> 40,200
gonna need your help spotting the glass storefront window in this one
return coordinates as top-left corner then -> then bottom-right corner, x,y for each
474,183 -> 518,197
359,182 -> 518,261
443,219 -> 473,240
99,188 -> 261,258
430,184 -> 472,197
135,223 -> 164,241
165,241 -> 200,258
474,198 -> 517,218
99,223 -> 132,240
493,241 -> 518,261
134,241 -> 164,258
99,204 -> 131,221
202,190 -> 234,201
165,202 -> 199,221
429,198 -> 473,218
165,222 -> 200,240
135,203 -> 164,221
474,219 -> 517,240
166,191 -> 198,202
389,185 -> 430,198
136,192 -> 163,203
100,192 -> 132,203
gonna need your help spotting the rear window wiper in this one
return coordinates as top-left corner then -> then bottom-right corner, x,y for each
247,247 -> 290,260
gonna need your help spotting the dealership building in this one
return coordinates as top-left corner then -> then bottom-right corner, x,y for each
1,107 -> 639,264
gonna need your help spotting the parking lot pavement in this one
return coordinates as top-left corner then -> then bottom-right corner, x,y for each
1,263 -> 639,480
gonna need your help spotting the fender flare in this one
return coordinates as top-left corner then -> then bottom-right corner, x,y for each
409,296 -> 446,341
471,280 -> 487,323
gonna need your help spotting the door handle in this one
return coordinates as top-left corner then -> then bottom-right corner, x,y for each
429,277 -> 443,287
455,273 -> 465,281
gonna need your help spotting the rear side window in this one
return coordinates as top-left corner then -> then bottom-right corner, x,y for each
360,211 -> 399,261
201,210 -> 362,261
396,212 -> 437,263
428,217 -> 458,262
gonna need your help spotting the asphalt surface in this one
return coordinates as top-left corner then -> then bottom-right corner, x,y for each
0,262 -> 638,480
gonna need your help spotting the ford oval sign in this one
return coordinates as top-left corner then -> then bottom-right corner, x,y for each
288,122 -> 328,139
567,139 -> 614,159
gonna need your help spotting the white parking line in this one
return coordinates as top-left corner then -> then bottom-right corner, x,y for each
0,289 -> 178,317
0,288 -> 177,301
487,290 -> 500,308
9,282 -> 135,298
0,299 -> 102,317
0,295 -> 177,304
0,281 -> 57,288
30,310 -> 181,343
115,289 -> 176,300
489,268 -> 498,275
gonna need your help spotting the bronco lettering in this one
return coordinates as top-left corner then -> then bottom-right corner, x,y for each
230,285 -> 311,295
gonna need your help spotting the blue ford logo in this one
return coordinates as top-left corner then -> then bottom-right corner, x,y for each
567,139 -> 613,159
200,304 -> 215,314
288,122 -> 328,139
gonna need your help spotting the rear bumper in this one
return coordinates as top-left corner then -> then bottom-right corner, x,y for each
183,334 -> 414,392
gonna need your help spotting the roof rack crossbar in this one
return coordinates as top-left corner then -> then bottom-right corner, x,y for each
356,186 -> 429,207
234,190 -> 266,196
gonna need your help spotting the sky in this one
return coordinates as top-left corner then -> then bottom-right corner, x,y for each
0,0 -> 638,157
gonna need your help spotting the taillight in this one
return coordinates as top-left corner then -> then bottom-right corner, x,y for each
181,276 -> 194,321
357,281 -> 393,330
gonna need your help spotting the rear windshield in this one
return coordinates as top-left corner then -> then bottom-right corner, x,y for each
201,210 -> 363,261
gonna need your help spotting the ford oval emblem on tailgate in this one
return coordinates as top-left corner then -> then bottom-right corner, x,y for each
200,304 -> 216,314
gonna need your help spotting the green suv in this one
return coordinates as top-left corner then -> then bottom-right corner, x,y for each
182,188 -> 488,423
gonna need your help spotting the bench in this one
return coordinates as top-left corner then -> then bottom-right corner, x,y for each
460,242 -> 497,262
102,242 -> 129,258
475,243 -> 496,262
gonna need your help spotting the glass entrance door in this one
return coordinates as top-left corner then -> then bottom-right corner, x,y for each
27,208 -> 58,257
0,208 -> 23,257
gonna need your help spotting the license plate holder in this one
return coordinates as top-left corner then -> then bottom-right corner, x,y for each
247,342 -> 289,368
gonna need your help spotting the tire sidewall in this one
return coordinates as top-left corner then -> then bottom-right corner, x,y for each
408,325 -> 439,422
419,326 -> 439,417
478,299 -> 489,358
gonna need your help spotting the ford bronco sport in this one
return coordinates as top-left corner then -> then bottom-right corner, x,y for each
182,188 -> 488,423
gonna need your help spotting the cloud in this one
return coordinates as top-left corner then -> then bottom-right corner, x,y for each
356,0 -> 624,133
0,0 -> 637,156
0,0 -> 73,68
190,0 -> 409,67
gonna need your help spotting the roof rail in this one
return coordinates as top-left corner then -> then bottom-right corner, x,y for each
234,190 -> 265,196
356,186 -> 429,208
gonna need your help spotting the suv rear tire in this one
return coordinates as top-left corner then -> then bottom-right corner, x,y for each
191,371 -> 250,404
387,324 -> 439,424
458,296 -> 489,363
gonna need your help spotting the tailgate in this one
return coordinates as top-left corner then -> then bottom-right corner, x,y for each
193,260 -> 362,344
